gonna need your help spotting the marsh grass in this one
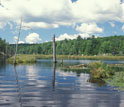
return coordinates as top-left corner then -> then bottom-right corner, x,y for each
56,55 -> 124,60
88,62 -> 124,90
7,54 -> 124,64
88,61 -> 114,79
7,54 -> 37,64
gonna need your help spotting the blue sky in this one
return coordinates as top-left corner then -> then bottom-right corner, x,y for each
0,0 -> 124,43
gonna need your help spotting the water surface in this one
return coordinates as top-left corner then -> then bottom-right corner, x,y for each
0,59 -> 124,107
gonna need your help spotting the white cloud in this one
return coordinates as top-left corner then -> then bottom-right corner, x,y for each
56,33 -> 75,41
76,23 -> 103,34
0,0 -> 124,30
18,41 -> 25,44
122,25 -> 124,31
109,22 -> 115,27
56,33 -> 90,41
72,0 -> 122,23
25,33 -> 42,44
22,22 -> 59,29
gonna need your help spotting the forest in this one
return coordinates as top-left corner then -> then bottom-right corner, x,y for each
0,38 -> 13,56
9,35 -> 124,56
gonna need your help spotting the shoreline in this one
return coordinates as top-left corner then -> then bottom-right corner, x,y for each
7,54 -> 124,64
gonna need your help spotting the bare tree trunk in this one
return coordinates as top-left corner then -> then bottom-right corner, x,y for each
14,18 -> 22,64
53,34 -> 57,63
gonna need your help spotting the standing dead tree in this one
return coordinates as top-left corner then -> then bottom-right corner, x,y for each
53,34 -> 57,63
14,18 -> 22,64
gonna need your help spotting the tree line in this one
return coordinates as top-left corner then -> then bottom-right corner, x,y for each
10,35 -> 124,56
0,37 -> 14,56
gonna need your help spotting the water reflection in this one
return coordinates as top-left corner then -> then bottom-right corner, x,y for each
0,59 -> 124,107
52,63 -> 56,90
0,58 -> 6,70
14,65 -> 22,107
68,73 -> 121,107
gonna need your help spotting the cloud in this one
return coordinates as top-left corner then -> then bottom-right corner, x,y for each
0,0 -> 124,30
76,23 -> 103,34
109,22 -> 115,27
22,22 -> 59,29
18,41 -> 25,44
0,0 -> 73,28
25,33 -> 42,44
56,33 -> 90,41
122,25 -> 124,31
72,0 -> 122,22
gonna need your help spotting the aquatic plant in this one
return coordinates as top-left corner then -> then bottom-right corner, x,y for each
88,61 -> 114,79
106,71 -> 124,90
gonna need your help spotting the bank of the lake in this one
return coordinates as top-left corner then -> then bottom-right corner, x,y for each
7,54 -> 124,64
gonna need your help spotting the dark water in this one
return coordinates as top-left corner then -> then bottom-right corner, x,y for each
0,59 -> 124,107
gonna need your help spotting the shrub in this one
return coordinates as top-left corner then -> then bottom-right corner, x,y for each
88,61 -> 114,79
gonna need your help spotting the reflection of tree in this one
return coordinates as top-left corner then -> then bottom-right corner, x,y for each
52,63 -> 56,90
14,65 -> 22,107
0,58 -> 6,69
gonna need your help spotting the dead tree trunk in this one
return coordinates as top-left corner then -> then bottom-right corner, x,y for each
14,18 -> 22,64
53,34 -> 57,63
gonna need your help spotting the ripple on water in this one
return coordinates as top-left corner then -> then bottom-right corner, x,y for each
0,60 -> 124,107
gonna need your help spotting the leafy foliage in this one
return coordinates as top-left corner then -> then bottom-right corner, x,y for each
0,37 -> 14,56
11,35 -> 124,56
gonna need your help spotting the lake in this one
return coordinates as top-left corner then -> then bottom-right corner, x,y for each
0,59 -> 124,107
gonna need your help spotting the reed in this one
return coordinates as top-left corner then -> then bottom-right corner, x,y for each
7,54 -> 124,64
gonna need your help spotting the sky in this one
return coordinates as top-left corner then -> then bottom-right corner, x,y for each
0,0 -> 124,44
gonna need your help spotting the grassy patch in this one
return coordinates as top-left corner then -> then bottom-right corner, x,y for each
7,54 -> 37,64
56,55 -> 124,60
